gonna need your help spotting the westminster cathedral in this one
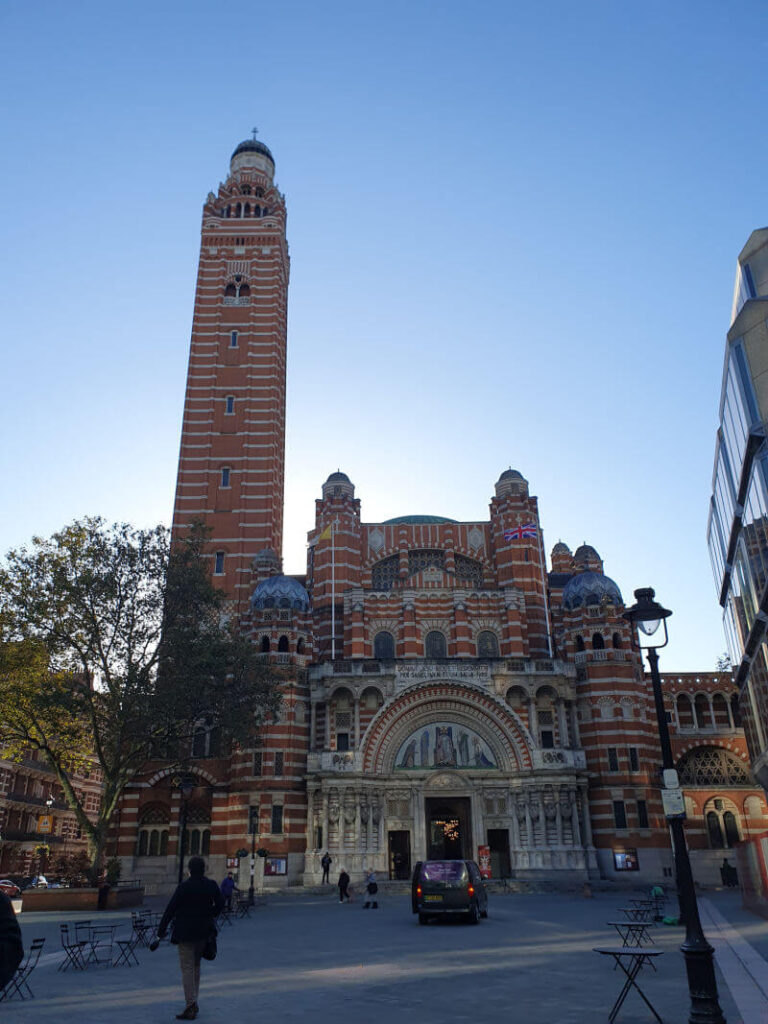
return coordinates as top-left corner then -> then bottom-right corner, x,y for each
112,137 -> 767,893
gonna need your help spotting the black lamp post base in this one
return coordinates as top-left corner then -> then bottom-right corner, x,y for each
681,945 -> 727,1024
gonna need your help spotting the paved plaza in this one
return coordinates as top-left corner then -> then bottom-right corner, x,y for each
6,889 -> 768,1024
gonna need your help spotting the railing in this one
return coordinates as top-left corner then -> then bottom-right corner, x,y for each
306,751 -> 362,772
2,830 -> 65,844
573,650 -> 630,664
531,748 -> 586,770
310,657 -> 575,679
5,792 -> 68,810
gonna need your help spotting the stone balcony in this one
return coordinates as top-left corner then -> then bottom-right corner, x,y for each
531,748 -> 586,770
306,751 -> 362,773
309,657 -> 575,684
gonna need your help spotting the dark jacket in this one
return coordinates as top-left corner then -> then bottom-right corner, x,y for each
338,871 -> 350,891
158,875 -> 224,944
0,892 -> 23,989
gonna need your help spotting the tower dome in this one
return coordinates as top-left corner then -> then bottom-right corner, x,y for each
495,468 -> 529,498
562,571 -> 623,611
230,136 -> 276,179
322,470 -> 355,499
573,543 -> 603,573
251,575 -> 310,612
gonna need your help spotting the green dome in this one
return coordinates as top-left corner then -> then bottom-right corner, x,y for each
383,515 -> 458,525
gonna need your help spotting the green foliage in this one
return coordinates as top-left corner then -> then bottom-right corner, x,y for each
104,855 -> 122,886
0,517 -> 280,881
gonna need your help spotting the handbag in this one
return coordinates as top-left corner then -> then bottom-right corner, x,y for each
201,930 -> 217,961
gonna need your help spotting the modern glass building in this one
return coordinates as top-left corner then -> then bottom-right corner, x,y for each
708,229 -> 768,788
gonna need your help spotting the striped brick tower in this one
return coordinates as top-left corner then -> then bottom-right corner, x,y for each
171,134 -> 289,614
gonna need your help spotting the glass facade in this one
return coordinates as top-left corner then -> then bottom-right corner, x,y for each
710,253 -> 768,784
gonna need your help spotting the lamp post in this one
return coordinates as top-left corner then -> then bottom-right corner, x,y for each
623,588 -> 726,1024
247,806 -> 257,905
173,775 -> 196,886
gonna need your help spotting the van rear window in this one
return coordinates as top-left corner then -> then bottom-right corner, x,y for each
422,861 -> 467,883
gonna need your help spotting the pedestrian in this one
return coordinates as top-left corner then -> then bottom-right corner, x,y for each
321,851 -> 332,884
158,856 -> 224,1021
363,869 -> 378,909
0,891 -> 23,991
220,871 -> 235,911
338,868 -> 350,903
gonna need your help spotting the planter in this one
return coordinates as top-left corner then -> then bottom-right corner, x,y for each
19,886 -> 145,912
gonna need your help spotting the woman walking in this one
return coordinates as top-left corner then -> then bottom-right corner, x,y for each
158,856 -> 224,1020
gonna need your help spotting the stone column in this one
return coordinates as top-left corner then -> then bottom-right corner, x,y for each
338,789 -> 347,853
310,700 -> 317,752
570,790 -> 582,847
536,791 -> 545,847
323,701 -> 331,750
568,701 -> 581,746
354,698 -> 361,749
509,793 -> 521,848
306,787 -> 316,851
726,698 -> 735,730
321,790 -> 329,852
579,785 -> 594,846
354,791 -> 362,863
555,789 -> 563,845
528,699 -> 539,742
524,796 -> 533,848
557,700 -> 569,747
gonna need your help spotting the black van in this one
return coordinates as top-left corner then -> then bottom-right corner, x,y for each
411,860 -> 488,924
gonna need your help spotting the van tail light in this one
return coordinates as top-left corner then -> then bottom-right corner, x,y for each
468,884 -> 475,896
416,886 -> 422,896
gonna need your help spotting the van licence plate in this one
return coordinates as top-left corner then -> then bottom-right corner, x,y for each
424,895 -> 443,902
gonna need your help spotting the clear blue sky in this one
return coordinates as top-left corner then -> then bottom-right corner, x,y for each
2,1 -> 767,669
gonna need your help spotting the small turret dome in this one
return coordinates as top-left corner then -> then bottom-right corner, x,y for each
552,541 -> 571,555
322,470 -> 355,499
230,136 -> 276,179
495,468 -> 529,498
251,575 -> 310,612
574,543 -> 600,563
562,571 -> 623,611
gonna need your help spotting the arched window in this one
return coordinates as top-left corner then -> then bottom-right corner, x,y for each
612,632 -> 622,649
477,631 -> 499,658
694,694 -> 712,729
239,283 -> 250,297
371,555 -> 399,590
706,811 -> 724,848
731,695 -> 741,727
137,804 -> 170,857
137,831 -> 148,856
263,207 -> 269,216
235,202 -> 242,217
225,205 -> 231,217
191,716 -> 214,758
677,694 -> 694,729
296,637 -> 305,654
224,283 -> 237,297
373,631 -> 395,659
677,747 -> 751,786
592,633 -> 604,650
254,187 -> 264,198
148,830 -> 160,856
723,811 -> 740,847
254,204 -> 261,217
712,694 -> 730,727
241,185 -> 251,195
244,203 -> 250,216
260,636 -> 270,653
425,631 -> 446,658
278,635 -> 289,653
575,635 -> 585,652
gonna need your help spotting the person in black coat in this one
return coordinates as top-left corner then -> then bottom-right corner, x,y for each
158,856 -> 224,1021
0,892 -> 23,992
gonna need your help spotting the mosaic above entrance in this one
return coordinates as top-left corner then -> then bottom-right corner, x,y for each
395,723 -> 497,770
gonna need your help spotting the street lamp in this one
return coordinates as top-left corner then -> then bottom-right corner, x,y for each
173,774 -> 196,885
624,588 -> 726,1024
247,806 -> 257,906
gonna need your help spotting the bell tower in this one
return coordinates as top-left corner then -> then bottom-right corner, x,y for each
171,135 -> 290,612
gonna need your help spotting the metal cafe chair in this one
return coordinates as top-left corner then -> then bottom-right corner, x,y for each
58,924 -> 88,971
0,938 -> 46,1000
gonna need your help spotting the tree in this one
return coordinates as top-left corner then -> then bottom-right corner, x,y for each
0,518 -> 279,882
716,653 -> 732,672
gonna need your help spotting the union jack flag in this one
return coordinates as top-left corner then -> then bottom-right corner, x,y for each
504,523 -> 538,541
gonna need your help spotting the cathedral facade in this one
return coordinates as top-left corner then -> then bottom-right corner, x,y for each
112,138 -> 767,892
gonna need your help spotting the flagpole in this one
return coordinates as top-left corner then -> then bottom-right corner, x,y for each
536,525 -> 554,657
331,519 -> 336,661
